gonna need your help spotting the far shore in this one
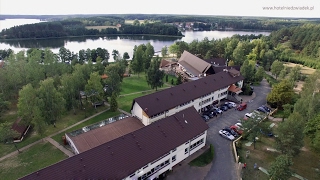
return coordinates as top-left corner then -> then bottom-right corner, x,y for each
0,34 -> 184,41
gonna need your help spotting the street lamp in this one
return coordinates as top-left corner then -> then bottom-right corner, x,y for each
84,108 -> 86,118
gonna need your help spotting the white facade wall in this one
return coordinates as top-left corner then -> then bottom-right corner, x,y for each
123,130 -> 207,180
132,85 -> 232,126
65,134 -> 79,155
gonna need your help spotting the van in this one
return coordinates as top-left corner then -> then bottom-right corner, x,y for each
236,103 -> 247,111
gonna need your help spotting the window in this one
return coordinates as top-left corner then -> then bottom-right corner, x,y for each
185,141 -> 189,145
172,148 -> 176,152
129,173 -> 135,177
185,148 -> 188,154
172,155 -> 176,162
143,165 -> 148,169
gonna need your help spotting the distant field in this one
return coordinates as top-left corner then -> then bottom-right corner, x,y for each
125,20 -> 159,25
85,25 -> 119,31
283,62 -> 316,75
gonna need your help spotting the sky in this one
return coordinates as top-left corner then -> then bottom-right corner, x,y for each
0,0 -> 319,18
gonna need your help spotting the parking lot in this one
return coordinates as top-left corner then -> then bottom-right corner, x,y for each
203,79 -> 271,180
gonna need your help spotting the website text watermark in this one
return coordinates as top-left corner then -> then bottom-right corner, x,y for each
262,6 -> 315,11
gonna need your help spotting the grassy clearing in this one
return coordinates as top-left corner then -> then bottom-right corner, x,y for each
85,25 -> 119,31
125,20 -> 146,25
118,92 -> 153,113
0,142 -> 68,180
189,144 -> 214,167
283,62 -> 316,75
121,75 -> 151,94
238,134 -> 320,180
51,110 -> 121,145
0,105 -> 106,157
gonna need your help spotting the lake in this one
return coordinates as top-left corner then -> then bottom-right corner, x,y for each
0,19 -> 270,59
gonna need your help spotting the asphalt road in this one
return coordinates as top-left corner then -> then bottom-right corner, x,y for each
203,79 -> 271,180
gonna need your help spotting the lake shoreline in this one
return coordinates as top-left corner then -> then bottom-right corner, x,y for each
0,34 -> 185,41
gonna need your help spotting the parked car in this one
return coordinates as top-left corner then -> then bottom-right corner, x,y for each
212,107 -> 223,114
225,102 -> 236,108
219,130 -> 235,141
230,125 -> 243,135
261,105 -> 271,112
223,127 -> 239,137
220,105 -> 228,111
257,106 -> 268,113
260,129 -> 273,137
245,112 -> 262,120
201,115 -> 210,122
236,103 -> 247,111
235,123 -> 243,129
203,112 -> 214,118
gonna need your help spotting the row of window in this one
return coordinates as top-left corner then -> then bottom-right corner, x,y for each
138,159 -> 170,180
150,152 -> 170,165
175,100 -> 194,109
190,139 -> 204,151
199,97 -> 212,106
200,92 -> 212,99
191,132 -> 205,142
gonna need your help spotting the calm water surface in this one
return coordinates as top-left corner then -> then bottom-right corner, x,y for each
0,19 -> 270,59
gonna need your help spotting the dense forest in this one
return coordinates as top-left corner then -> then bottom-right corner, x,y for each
0,17 -> 182,39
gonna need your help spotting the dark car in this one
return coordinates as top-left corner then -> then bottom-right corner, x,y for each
220,105 -> 228,111
260,129 -> 273,137
203,112 -> 214,118
261,105 -> 271,112
257,107 -> 268,113
223,127 -> 239,137
201,115 -> 209,122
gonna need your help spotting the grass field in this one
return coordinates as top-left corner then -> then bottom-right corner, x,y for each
118,92 -> 154,113
0,142 -> 68,180
125,20 -> 148,24
85,25 -> 119,31
239,128 -> 320,180
283,62 -> 316,75
51,110 -> 121,145
0,104 -> 106,157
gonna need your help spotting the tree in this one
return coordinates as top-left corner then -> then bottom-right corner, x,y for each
267,79 -> 295,109
240,60 -> 255,83
242,116 -> 269,149
169,43 -> 179,57
38,78 -> 66,125
268,155 -> 293,180
144,43 -> 155,70
279,66 -> 289,80
85,72 -> 104,106
0,93 -> 10,118
0,122 -> 20,153
176,75 -> 183,85
165,74 -> 169,82
255,66 -> 265,82
123,52 -> 130,60
233,42 -> 246,65
133,19 -> 140,26
275,112 -> 304,156
161,46 -> 168,57
17,84 -> 37,125
282,104 -> 293,121
31,106 -> 46,139
146,57 -> 165,91
112,49 -> 119,61
104,63 -> 122,97
288,65 -> 302,82
228,60 -> 235,66
130,45 -> 144,77
304,114 -> 320,151
110,92 -> 118,112
60,74 -> 78,113
271,60 -> 284,79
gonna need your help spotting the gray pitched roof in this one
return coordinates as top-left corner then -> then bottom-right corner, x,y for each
132,71 -> 244,117
20,107 -> 209,180
178,51 -> 212,76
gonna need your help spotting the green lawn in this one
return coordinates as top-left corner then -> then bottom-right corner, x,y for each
0,142 -> 68,180
189,144 -> 214,167
121,75 -> 151,95
117,92 -> 154,113
0,104 -> 107,158
51,110 -> 121,145
238,135 -> 320,180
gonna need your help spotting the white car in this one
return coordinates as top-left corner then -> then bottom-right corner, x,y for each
212,107 -> 223,114
245,112 -> 262,121
219,130 -> 235,141
225,102 -> 237,107
235,123 -> 243,129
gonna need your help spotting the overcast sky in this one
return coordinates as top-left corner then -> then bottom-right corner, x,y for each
0,0 -> 319,18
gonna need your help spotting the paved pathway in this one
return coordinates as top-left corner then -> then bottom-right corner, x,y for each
0,108 -> 109,162
46,137 -> 74,157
